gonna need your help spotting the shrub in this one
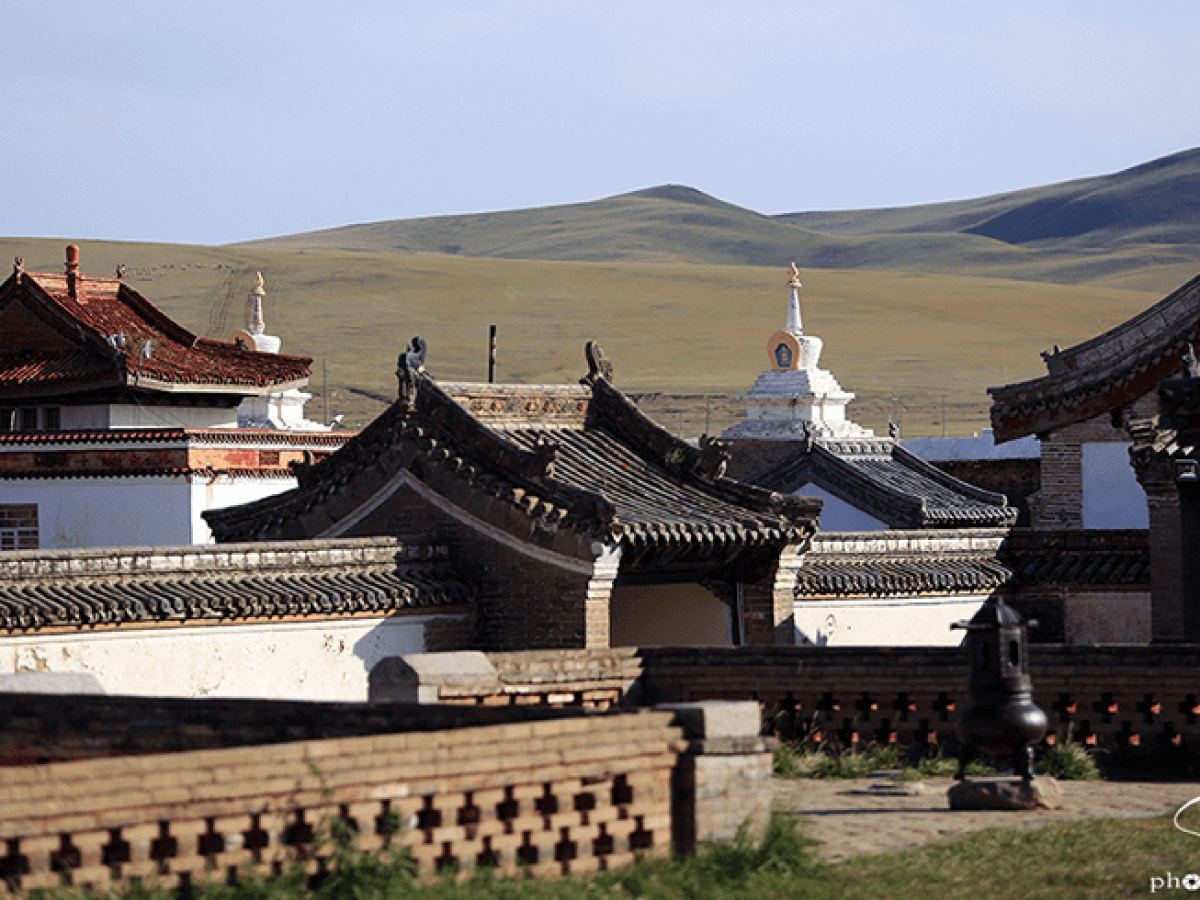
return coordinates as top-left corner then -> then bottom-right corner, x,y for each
1043,738 -> 1101,780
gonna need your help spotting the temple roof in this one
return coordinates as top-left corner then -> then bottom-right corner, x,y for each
795,551 -> 1013,597
746,438 -> 1018,529
794,530 -> 1011,598
205,342 -> 821,571
0,251 -> 311,400
988,272 -> 1200,442
0,538 -> 472,633
1003,529 -> 1149,587
792,529 -> 1148,599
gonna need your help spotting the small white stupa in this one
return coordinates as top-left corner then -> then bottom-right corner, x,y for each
722,264 -> 872,441
234,273 -> 330,431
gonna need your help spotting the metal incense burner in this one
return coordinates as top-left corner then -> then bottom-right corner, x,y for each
951,597 -> 1048,781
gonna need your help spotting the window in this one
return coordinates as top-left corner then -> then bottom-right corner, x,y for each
0,504 -> 38,551
18,409 -> 37,431
42,407 -> 60,431
0,409 -> 12,433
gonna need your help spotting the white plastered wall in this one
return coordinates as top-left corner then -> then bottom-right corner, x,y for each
0,616 -> 438,701
1081,442 -> 1148,529
191,477 -> 298,544
795,486 -> 888,532
2,475 -> 298,549
794,595 -> 985,646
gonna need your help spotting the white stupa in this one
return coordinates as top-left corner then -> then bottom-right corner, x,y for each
234,273 -> 330,431
722,264 -> 872,441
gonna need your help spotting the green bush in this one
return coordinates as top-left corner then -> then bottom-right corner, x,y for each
1042,738 -> 1101,780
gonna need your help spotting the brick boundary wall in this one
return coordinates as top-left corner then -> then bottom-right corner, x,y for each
0,710 -> 682,895
641,646 -> 1200,760
385,646 -> 1200,761
0,694 -> 587,767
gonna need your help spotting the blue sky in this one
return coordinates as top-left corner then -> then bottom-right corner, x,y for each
3,1 -> 1199,245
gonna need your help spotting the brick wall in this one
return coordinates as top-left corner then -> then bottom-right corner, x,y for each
636,645 -> 1200,758
1033,410 -> 1147,530
383,646 -> 1200,760
342,480 -> 606,650
0,694 -> 586,767
1036,437 -> 1084,529
0,708 -> 682,894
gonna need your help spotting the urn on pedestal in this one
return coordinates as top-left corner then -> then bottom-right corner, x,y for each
951,597 -> 1048,781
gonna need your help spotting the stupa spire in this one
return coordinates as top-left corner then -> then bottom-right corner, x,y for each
721,263 -> 872,441
250,271 -> 266,336
786,262 -> 803,334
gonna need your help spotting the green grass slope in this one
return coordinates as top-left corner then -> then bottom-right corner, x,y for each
779,146 -> 1200,249
238,149 -> 1200,290
6,148 -> 1199,436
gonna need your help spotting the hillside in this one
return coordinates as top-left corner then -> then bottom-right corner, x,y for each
5,148 -> 1199,437
779,147 -> 1200,249
0,238 -> 1164,439
237,149 -> 1200,291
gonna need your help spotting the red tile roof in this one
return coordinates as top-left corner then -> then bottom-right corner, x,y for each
1,266 -> 312,396
0,428 -> 353,447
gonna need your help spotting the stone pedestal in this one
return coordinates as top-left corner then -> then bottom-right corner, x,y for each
658,701 -> 775,852
947,775 -> 1062,811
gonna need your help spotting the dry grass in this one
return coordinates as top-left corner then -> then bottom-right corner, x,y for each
0,237 -> 1169,436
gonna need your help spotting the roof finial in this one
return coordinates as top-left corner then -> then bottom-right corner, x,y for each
250,271 -> 266,336
12,257 -> 22,280
786,262 -> 803,334
65,244 -> 80,299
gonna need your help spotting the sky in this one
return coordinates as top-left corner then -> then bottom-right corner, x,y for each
3,1 -> 1200,246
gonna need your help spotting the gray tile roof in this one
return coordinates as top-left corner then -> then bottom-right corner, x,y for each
205,343 -> 821,570
748,438 -> 1017,529
795,553 -> 1013,597
792,529 -> 1149,599
1004,529 -> 1149,587
0,538 -> 472,631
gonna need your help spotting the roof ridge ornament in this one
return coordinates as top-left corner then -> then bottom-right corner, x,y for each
250,271 -> 266,336
397,335 -> 428,408
582,340 -> 614,385
1182,343 -> 1200,379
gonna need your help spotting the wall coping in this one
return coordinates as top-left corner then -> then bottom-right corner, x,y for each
0,536 -> 445,581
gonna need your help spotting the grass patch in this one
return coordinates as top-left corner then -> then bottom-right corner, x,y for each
34,811 -> 1200,900
824,814 -> 1200,900
773,741 -> 996,781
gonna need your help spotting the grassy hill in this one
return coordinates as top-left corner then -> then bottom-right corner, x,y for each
779,147 -> 1200,250
4,148 -> 1198,438
238,150 -> 1200,292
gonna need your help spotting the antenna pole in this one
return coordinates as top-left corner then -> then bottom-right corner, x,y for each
488,325 -> 497,383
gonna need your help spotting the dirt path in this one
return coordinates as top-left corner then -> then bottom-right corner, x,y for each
773,776 -> 1200,862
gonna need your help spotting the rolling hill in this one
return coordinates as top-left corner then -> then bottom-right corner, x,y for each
237,148 -> 1200,291
778,146 -> 1200,249
5,148 -> 1199,437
